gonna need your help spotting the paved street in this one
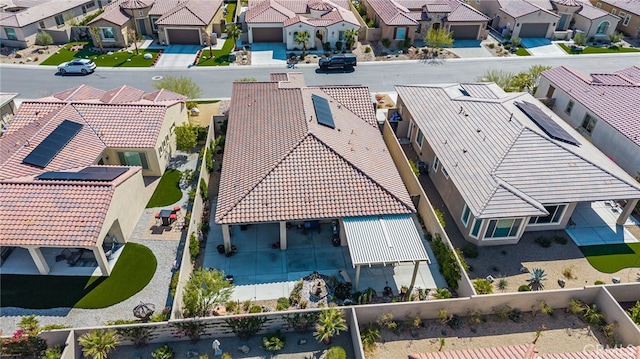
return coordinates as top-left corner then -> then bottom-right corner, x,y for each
1,53 -> 640,99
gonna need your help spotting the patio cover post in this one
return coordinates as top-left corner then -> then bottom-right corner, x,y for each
408,260 -> 420,297
354,264 -> 361,291
617,199 -> 638,226
279,221 -> 287,250
27,247 -> 50,275
93,247 -> 111,276
222,224 -> 231,252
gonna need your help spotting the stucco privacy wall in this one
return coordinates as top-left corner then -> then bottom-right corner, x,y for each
101,169 -> 146,246
347,307 -> 366,359
171,122 -> 215,320
381,120 -> 475,297
594,285 -> 640,346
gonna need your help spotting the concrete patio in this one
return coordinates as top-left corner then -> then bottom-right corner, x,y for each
204,202 -> 447,302
566,201 -> 640,246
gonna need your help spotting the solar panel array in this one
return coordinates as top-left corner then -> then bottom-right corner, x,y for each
37,166 -> 128,182
312,94 -> 335,129
515,101 -> 579,146
22,120 -> 83,168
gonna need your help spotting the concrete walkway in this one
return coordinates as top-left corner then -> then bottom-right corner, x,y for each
521,38 -> 567,57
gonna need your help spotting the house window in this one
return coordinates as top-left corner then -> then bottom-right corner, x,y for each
100,27 -> 116,41
338,31 -> 345,41
416,128 -> 424,148
138,10 -> 144,17
82,5 -> 87,14
55,14 -> 65,26
596,21 -> 609,34
485,218 -> 523,239
611,9 -> 616,15
476,0 -> 480,3
433,156 -> 440,172
581,114 -> 596,134
395,27 -> 406,40
461,205 -> 471,227
623,15 -> 631,26
4,28 -> 17,40
565,100 -> 574,115
117,151 -> 149,169
39,21 -> 46,29
618,11 -> 626,20
442,166 -> 449,179
470,218 -> 483,238
529,204 -> 567,225
151,17 -> 158,31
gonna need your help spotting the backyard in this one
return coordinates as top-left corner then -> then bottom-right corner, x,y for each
40,41 -> 160,67
0,243 -> 156,309
146,169 -> 183,208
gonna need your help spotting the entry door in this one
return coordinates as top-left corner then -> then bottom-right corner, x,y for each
137,19 -> 147,35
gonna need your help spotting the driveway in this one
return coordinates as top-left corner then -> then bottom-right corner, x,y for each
448,39 -> 494,58
249,42 -> 287,66
521,38 -> 567,57
153,45 -> 201,68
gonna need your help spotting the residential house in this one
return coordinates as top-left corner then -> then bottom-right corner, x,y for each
88,0 -> 225,47
471,0 -> 619,39
244,0 -> 360,50
395,82 -> 640,246
535,66 -> 640,178
215,72 -> 430,288
364,0 -> 490,43
592,0 -> 640,38
0,84 -> 187,275
0,0 -> 100,48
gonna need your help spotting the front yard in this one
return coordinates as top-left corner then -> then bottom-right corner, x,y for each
40,41 -> 159,67
195,38 -> 235,66
558,43 -> 640,54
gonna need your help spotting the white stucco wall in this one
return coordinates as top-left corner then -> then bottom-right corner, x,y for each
573,13 -> 620,38
285,23 -> 316,49
154,102 -> 188,172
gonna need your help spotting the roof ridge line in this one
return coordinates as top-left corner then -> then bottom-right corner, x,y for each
216,133 -> 309,222
309,133 -> 416,213
70,103 -> 109,148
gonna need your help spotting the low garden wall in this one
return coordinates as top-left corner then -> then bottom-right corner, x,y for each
381,120 -> 475,297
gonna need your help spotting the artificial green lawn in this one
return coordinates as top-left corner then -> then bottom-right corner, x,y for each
0,243 -> 156,309
514,47 -> 531,56
580,242 -> 640,273
40,41 -> 159,68
196,38 -> 235,66
225,3 -> 236,23
146,168 -> 183,208
558,43 -> 640,55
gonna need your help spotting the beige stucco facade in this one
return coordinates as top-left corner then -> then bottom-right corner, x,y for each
535,78 -> 640,177
573,12 -> 620,38
592,0 -> 640,38
89,18 -> 132,48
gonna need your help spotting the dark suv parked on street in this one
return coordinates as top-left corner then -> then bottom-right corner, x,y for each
318,54 -> 357,70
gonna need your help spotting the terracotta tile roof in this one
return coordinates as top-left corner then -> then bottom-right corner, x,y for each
0,167 -> 140,247
156,0 -> 222,26
248,0 -> 351,13
44,84 -> 186,105
541,347 -> 640,358
0,105 -> 105,181
150,0 -> 188,16
246,0 -> 295,23
542,66 -> 640,146
101,85 -> 146,104
52,85 -> 107,102
498,0 -> 545,17
577,4 -> 611,19
367,0 -> 418,26
89,0 -> 132,26
72,103 -> 169,148
446,0 -> 490,22
121,0 -> 153,9
319,86 -> 378,126
143,88 -> 189,103
599,0 -> 640,15
409,344 -> 538,359
215,74 -> 414,224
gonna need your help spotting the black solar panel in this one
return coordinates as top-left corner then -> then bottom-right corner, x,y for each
515,101 -> 579,146
312,94 -> 335,129
22,120 -> 83,168
37,167 -> 128,182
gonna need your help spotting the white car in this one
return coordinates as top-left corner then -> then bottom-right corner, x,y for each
58,59 -> 96,75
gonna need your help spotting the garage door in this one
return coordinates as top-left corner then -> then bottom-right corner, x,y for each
252,27 -> 283,42
448,25 -> 480,40
166,29 -> 200,45
519,23 -> 549,38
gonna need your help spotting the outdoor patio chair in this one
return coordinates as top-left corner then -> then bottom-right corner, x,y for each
60,248 -> 82,266
154,212 -> 161,225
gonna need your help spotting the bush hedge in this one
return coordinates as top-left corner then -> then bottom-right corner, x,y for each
432,234 -> 461,289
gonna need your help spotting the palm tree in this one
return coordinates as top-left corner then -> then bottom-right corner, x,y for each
78,329 -> 119,359
527,268 -> 547,291
225,23 -> 241,50
294,30 -> 311,59
313,307 -> 347,345
90,27 -> 104,54
344,28 -> 359,50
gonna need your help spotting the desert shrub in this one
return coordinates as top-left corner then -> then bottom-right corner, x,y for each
497,278 -> 508,291
276,297 -> 290,311
447,314 -> 463,329
473,279 -> 493,294
249,305 -> 263,313
553,235 -> 568,245
562,266 -> 577,280
433,288 -> 452,299
488,43 -> 495,49
225,301 -> 238,313
262,331 -> 286,351
509,308 -> 523,323
325,346 -> 347,359
534,236 -> 552,248
431,234 -> 461,289
189,232 -> 199,261
434,208 -> 446,228
323,42 -> 331,52
518,285 -> 531,292
461,243 -> 478,258
493,305 -> 512,321
381,38 -> 391,47
36,32 -> 53,46
335,41 -> 343,51
594,280 -> 606,285
364,46 -> 371,53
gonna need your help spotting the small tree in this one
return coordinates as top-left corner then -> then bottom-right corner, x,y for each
344,28 -> 359,50
314,307 -> 348,345
152,75 -> 203,100
294,30 -> 311,58
128,28 -> 139,55
90,26 -> 104,54
609,32 -> 623,43
182,268 -> 234,317
225,23 -> 242,50
424,28 -> 453,51
36,31 -> 53,46
174,123 -> 198,151
78,329 -> 119,359
573,32 -> 587,46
